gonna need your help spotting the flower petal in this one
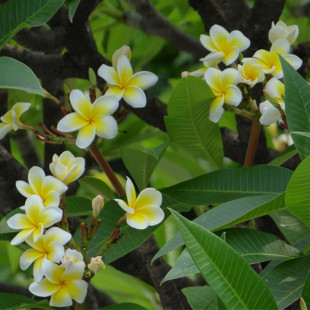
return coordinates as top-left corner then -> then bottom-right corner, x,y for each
114,199 -> 135,214
47,242 -> 65,263
57,113 -> 88,132
283,54 -> 302,71
76,123 -> 96,149
123,86 -> 147,108
0,123 -> 12,139
66,280 -> 88,303
135,205 -> 164,226
33,257 -> 44,282
45,227 -> 72,246
264,77 -> 284,101
98,64 -> 121,86
20,248 -> 43,270
32,222 -> 44,242
50,161 -> 68,181
222,46 -> 240,66
63,261 -> 85,281
209,24 -> 229,51
229,30 -> 250,52
38,207 -> 63,228
106,86 -> 125,100
25,195 -> 44,221
127,71 -> 158,90
42,259 -> 64,283
200,34 -> 218,52
126,177 -> 136,207
126,213 -> 149,230
92,95 -> 119,116
16,180 -> 35,198
209,96 -> 224,123
224,85 -> 242,106
117,55 -> 133,85
134,188 -> 162,211
12,102 -> 31,120
270,38 -> 290,55
28,166 -> 45,196
7,214 -> 32,230
43,176 -> 68,196
220,68 -> 241,88
204,68 -> 221,93
50,286 -> 73,307
259,101 -> 281,126
11,228 -> 34,245
93,115 -> 118,139
70,90 -> 92,119
41,190 -> 61,208
29,278 -> 59,297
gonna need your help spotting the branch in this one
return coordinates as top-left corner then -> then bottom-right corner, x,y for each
208,0 -> 250,29
123,0 -> 205,60
188,0 -> 227,31
244,0 -> 286,52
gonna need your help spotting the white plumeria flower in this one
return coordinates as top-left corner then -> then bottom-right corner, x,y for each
98,52 -> 158,108
204,67 -> 242,123
49,151 -> 85,185
29,259 -> 87,307
57,90 -> 119,149
259,77 -> 285,126
114,177 -> 164,230
200,24 -> 250,66
88,256 -> 105,274
268,21 -> 299,44
61,249 -> 85,271
7,195 -> 63,245
238,58 -> 265,87
16,166 -> 67,208
20,227 -> 71,282
0,102 -> 31,139
253,38 -> 302,78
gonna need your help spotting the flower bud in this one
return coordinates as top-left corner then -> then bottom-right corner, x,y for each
92,195 -> 104,218
88,256 -> 105,274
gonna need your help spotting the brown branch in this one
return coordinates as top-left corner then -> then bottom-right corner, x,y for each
188,0 -> 227,31
123,0 -> 205,60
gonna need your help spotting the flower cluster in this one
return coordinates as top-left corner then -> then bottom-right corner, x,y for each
7,151 -> 89,307
3,46 -> 164,308
185,21 -> 302,126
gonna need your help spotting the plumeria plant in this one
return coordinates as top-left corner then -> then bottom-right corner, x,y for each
1,1 -> 310,310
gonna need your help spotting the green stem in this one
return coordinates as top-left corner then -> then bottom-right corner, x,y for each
89,144 -> 125,196
244,120 -> 261,167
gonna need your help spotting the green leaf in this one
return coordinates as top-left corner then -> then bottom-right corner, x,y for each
163,165 -> 292,205
66,196 -> 92,217
263,257 -> 310,309
0,292 -> 52,310
281,56 -> 310,160
271,210 -> 310,245
121,142 -> 168,191
78,177 -> 116,200
67,0 -> 80,22
0,0 -> 65,50
153,194 -> 286,262
268,144 -> 297,167
0,57 -> 44,96
165,76 -> 223,169
99,303 -> 146,310
182,286 -> 218,310
302,270 -> 310,308
286,156 -> 310,227
163,227 -> 300,282
170,209 -> 277,310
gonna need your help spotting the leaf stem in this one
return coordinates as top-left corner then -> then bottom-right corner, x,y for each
89,144 -> 125,196
244,120 -> 261,167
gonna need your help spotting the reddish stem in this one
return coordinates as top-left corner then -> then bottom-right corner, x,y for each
89,144 -> 125,196
244,120 -> 261,167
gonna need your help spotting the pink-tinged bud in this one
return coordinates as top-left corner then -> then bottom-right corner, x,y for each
92,195 -> 104,218
88,256 -> 105,274
300,297 -> 307,310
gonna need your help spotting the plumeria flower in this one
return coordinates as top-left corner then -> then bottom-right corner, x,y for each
0,102 -> 31,139
98,49 -> 158,108
49,151 -> 85,185
200,24 -> 250,66
88,256 -> 105,274
114,177 -> 164,230
204,67 -> 242,123
238,58 -> 265,87
253,38 -> 302,78
268,21 -> 299,44
16,166 -> 67,208
29,259 -> 87,307
259,77 -> 285,126
57,90 -> 119,149
61,249 -> 85,271
7,195 -> 63,245
20,227 -> 71,282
